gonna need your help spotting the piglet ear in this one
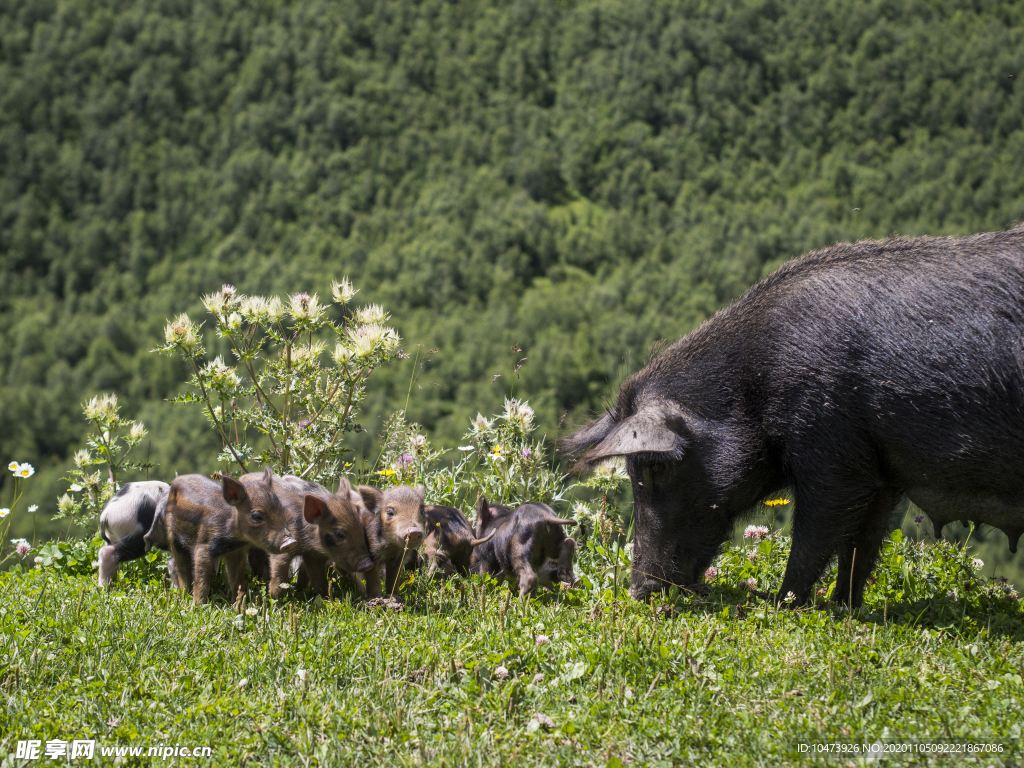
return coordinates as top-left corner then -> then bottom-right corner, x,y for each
263,466 -> 274,486
336,476 -> 352,498
414,484 -> 425,503
357,485 -> 383,514
303,495 -> 328,525
475,496 -> 492,536
222,475 -> 248,507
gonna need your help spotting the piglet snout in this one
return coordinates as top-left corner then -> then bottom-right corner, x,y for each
404,528 -> 423,548
279,535 -> 298,554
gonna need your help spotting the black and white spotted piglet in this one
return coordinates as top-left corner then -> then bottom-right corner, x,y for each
98,481 -> 171,587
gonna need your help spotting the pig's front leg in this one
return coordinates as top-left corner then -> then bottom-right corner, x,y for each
223,548 -> 248,604
557,537 -> 578,586
514,562 -> 539,598
192,547 -> 215,605
268,553 -> 293,599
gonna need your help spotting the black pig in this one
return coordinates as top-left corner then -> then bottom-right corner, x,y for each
566,225 -> 1024,608
470,497 -> 577,597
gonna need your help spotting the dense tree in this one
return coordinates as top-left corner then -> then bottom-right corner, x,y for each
2,0 -> 1024,535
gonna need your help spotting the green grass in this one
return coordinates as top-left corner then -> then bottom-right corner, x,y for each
2,534 -> 1023,767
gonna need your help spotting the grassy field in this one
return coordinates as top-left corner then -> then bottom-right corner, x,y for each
1,533 -> 1022,767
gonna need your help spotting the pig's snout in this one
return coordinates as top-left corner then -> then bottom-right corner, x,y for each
357,557 -> 374,573
404,527 -> 424,548
279,535 -> 298,554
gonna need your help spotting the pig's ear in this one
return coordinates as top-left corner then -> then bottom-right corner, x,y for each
476,496 -> 492,534
262,466 -> 274,486
222,476 -> 249,507
303,495 -> 329,525
414,484 -> 425,503
582,401 -> 687,464
357,485 -> 383,514
336,476 -> 352,498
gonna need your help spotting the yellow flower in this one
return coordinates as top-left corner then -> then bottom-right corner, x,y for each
8,461 -> 19,472
377,468 -> 397,478
764,498 -> 791,507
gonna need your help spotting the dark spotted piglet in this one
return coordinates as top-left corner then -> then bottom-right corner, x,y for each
164,469 -> 297,604
357,484 -> 426,598
411,505 -> 495,577
98,481 -> 170,587
266,475 -> 376,598
470,498 -> 578,597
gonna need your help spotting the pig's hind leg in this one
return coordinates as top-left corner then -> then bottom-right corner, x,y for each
833,487 -> 898,609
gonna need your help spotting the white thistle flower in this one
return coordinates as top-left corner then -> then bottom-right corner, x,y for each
332,343 -> 355,364
129,423 -> 147,441
266,296 -> 285,320
84,393 -> 118,421
972,558 -> 984,570
331,277 -> 358,304
290,342 -> 326,366
288,292 -> 325,323
73,450 -> 91,467
354,304 -> 388,324
471,413 -> 493,434
202,291 -> 226,316
503,398 -> 534,432
240,295 -> 270,321
164,313 -> 201,352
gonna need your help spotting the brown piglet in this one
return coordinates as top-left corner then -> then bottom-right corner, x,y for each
357,484 -> 426,598
164,468 -> 297,604
267,475 -> 376,598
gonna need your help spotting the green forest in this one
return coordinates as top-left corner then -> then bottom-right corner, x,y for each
2,0 -> 1024,539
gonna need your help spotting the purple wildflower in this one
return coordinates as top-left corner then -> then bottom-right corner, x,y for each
914,515 -> 924,523
704,566 -> 717,581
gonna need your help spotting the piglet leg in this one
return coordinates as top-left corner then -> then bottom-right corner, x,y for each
192,547 -> 215,605
269,553 -> 292,599
98,545 -> 119,588
515,563 -> 539,598
224,548 -> 248,605
557,537 -> 578,587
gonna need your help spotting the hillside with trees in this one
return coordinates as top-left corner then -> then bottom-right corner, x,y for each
2,0 -> 1024,535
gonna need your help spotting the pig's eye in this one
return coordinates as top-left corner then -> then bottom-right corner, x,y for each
323,533 -> 337,548
649,461 -> 666,476
386,507 -> 396,518
249,511 -> 264,524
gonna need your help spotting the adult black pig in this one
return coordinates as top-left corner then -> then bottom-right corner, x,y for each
565,225 -> 1024,608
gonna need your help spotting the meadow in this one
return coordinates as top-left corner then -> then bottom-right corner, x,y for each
2,527 -> 1021,767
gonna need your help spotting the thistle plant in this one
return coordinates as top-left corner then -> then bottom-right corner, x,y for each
461,398 -> 567,508
55,394 -> 153,527
158,280 -> 402,486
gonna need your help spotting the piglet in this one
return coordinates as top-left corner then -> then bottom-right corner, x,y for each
163,468 -> 297,604
97,481 -> 170,587
357,484 -> 426,598
470,497 -> 578,597
265,475 -> 376,598
413,504 -> 495,577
